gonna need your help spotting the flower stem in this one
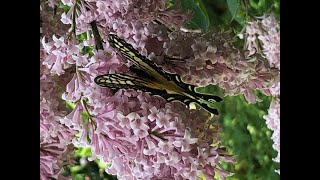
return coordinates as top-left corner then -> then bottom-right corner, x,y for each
67,0 -> 79,40
82,99 -> 95,120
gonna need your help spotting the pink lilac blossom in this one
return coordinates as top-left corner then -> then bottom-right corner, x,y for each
45,0 -> 173,103
40,144 -> 74,180
64,88 -> 234,180
40,47 -> 76,179
38,0 -> 286,179
95,11 -> 279,105
41,3 -> 236,174
244,14 -> 280,97
41,0 -> 70,37
269,81 -> 280,97
50,0 -> 280,104
59,0 -> 187,58
149,31 -> 280,103
263,98 -> 280,174
41,35 -> 92,76
122,0 -> 191,30
245,14 -> 280,70
244,14 -> 280,173
44,24 -> 232,179
51,43 -> 234,179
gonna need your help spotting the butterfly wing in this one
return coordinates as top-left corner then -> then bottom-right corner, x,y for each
94,73 -> 220,115
108,34 -> 167,80
102,34 -> 222,114
94,73 -> 166,94
108,34 -> 222,101
162,94 -> 219,115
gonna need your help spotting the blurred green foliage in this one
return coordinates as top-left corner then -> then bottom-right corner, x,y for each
63,148 -> 117,180
199,86 -> 279,180
64,0 -> 280,179
179,0 -> 210,32
219,94 -> 279,180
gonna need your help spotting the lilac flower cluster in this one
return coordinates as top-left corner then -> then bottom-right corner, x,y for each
73,1 -> 278,105
64,88 -> 234,179
41,0 -> 70,37
263,98 -> 280,174
245,15 -> 280,70
41,38 -> 232,178
42,31 -> 232,180
40,0 -> 280,179
58,0 -> 189,58
40,47 -> 76,179
150,32 -> 279,103
244,14 -> 280,173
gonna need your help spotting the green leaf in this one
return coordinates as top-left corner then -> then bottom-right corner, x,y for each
180,0 -> 210,32
195,0 -> 210,18
227,0 -> 245,25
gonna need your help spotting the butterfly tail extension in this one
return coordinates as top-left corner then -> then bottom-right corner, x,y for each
196,100 -> 219,115
166,73 -> 222,103
195,92 -> 223,103
162,94 -> 220,115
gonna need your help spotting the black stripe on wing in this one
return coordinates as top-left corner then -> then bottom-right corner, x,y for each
161,94 -> 219,115
168,74 -> 223,103
129,66 -> 156,81
94,74 -> 166,95
108,34 -> 173,81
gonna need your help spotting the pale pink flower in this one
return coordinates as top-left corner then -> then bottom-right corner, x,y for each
263,98 -> 280,172
147,106 -> 159,121
117,113 -> 131,128
173,130 -> 198,152
61,0 -> 73,6
155,111 -> 172,128
128,112 -> 150,131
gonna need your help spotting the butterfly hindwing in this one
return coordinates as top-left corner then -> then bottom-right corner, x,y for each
95,73 -> 220,114
129,66 -> 156,81
162,94 -> 219,115
94,73 -> 167,95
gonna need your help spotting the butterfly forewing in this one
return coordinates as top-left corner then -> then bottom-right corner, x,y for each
108,34 -> 172,81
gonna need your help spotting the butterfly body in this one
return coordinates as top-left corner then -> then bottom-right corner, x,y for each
94,34 -> 222,115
